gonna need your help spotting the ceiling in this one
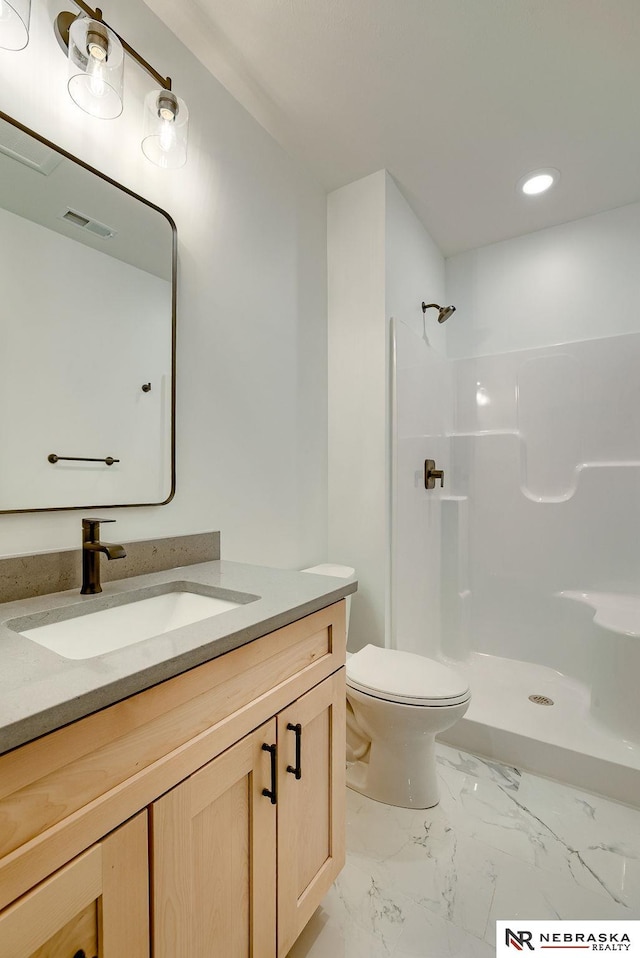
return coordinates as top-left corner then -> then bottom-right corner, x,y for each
142,0 -> 640,256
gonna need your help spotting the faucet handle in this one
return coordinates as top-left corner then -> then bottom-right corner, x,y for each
82,517 -> 116,539
424,460 -> 445,490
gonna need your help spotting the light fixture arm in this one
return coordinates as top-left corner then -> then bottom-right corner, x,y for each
56,0 -> 172,90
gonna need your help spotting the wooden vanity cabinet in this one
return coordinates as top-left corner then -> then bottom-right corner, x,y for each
152,719 -> 278,958
151,669 -> 345,958
0,813 -> 149,958
0,601 -> 346,958
277,672 -> 345,956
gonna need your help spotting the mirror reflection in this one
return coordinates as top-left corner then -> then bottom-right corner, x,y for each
0,112 -> 175,513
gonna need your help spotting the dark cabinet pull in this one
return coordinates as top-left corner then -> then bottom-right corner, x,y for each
73,951 -> 96,958
286,722 -> 302,780
262,742 -> 277,804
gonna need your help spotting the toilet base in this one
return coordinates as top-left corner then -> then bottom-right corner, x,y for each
345,688 -> 471,809
346,735 -> 440,809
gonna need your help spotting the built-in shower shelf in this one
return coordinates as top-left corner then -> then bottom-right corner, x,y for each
558,590 -> 640,637
448,430 -> 520,438
580,460 -> 640,470
448,430 -> 640,504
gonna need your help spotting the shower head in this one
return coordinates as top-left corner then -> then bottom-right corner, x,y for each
422,302 -> 456,324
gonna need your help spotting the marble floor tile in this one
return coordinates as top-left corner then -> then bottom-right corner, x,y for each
286,888 -> 391,958
513,768 -> 640,907
436,744 -> 522,791
329,860 -> 408,953
288,744 -> 640,958
486,850 -> 635,947
392,902 -> 495,958
362,828 -> 498,938
435,749 -> 638,903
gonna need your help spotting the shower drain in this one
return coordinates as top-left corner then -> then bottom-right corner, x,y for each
529,694 -> 554,706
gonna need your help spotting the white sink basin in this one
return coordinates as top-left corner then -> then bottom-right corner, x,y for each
17,588 -> 247,660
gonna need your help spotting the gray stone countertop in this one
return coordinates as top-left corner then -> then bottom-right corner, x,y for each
0,560 -> 357,756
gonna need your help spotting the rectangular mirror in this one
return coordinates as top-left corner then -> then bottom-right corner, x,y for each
0,111 -> 176,514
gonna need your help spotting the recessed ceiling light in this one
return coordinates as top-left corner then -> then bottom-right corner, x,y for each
518,168 -> 560,196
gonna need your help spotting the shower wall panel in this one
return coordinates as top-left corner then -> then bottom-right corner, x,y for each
450,332 -> 640,679
391,319 -> 462,659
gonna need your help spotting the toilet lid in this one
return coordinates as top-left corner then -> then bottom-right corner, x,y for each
346,645 -> 470,706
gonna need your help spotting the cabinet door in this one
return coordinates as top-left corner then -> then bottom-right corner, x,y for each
0,812 -> 149,958
151,718 -> 277,958
277,668 -> 346,957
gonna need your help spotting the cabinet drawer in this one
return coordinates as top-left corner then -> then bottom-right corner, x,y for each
0,601 -> 345,910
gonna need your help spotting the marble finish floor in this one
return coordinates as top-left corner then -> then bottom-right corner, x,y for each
287,744 -> 640,958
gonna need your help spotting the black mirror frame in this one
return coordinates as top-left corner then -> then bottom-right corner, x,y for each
0,110 -> 177,514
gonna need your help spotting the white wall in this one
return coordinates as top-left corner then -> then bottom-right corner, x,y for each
385,181 -> 446,345
446,201 -> 640,358
328,171 -> 386,651
328,171 -> 445,652
0,0 -> 328,566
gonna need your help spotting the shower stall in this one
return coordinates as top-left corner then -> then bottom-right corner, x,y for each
328,171 -> 640,808
391,201 -> 640,807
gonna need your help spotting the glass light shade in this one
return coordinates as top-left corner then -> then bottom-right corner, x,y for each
0,0 -> 30,51
67,16 -> 124,120
142,89 -> 189,169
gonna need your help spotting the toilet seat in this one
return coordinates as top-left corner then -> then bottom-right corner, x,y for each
346,644 -> 470,707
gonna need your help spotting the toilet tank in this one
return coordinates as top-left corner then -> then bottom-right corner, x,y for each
300,564 -> 355,640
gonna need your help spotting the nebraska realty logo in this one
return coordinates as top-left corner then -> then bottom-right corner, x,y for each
496,922 -> 640,955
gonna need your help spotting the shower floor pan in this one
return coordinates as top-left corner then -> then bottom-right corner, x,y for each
438,651 -> 640,808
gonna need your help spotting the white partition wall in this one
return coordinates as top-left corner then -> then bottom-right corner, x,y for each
328,171 -> 388,652
328,171 -> 445,652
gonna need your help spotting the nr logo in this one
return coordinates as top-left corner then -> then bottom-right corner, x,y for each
505,928 -> 535,951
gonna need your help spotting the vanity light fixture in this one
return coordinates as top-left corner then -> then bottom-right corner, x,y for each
66,14 -> 124,118
518,167 -> 560,196
54,0 -> 189,167
0,0 -> 31,51
142,88 -> 189,170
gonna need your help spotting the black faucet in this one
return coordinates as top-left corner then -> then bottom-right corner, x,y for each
81,518 -> 127,595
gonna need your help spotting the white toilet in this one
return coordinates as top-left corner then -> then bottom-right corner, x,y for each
301,563 -> 471,810
346,645 -> 470,808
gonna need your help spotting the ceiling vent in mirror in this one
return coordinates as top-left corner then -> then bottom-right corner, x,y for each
0,120 -> 62,175
61,208 -> 117,239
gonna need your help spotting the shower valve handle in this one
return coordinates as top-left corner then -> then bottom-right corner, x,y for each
424,459 -> 444,489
